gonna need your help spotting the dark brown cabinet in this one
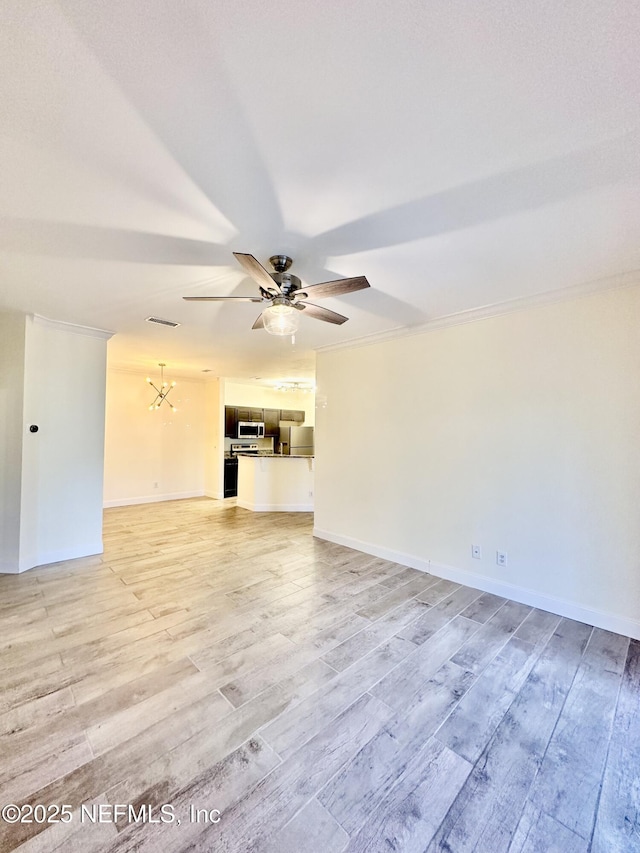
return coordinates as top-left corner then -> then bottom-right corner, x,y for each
263,408 -> 280,437
225,404 -> 305,438
226,406 -> 265,437
280,409 -> 305,423
236,407 -> 264,422
224,407 -> 238,438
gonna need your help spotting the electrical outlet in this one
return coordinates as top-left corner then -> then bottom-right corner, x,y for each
496,550 -> 508,567
153,482 -> 159,489
471,545 -> 482,559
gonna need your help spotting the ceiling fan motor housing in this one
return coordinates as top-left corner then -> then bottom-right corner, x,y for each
271,271 -> 302,296
264,255 -> 301,296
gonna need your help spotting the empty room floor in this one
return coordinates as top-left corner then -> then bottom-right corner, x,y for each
0,497 -> 637,852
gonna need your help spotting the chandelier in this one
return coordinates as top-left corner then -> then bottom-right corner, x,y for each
274,381 -> 315,393
146,363 -> 177,411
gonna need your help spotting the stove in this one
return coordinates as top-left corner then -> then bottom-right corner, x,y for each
230,443 -> 260,456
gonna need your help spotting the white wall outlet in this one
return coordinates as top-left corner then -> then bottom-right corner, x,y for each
471,545 -> 482,559
153,481 -> 159,489
496,550 -> 508,567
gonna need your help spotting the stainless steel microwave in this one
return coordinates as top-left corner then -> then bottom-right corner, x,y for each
237,421 -> 265,439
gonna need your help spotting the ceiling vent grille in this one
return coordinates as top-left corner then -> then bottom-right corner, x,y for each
145,316 -> 180,328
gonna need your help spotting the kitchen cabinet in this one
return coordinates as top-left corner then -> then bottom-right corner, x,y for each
225,404 -> 305,437
280,409 -> 305,423
224,457 -> 238,497
224,406 -> 238,438
236,407 -> 264,422
263,408 -> 280,437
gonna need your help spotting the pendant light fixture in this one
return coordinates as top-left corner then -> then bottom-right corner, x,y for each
146,363 -> 177,411
274,381 -> 315,393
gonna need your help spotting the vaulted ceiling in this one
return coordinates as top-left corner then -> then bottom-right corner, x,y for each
1,0 -> 638,381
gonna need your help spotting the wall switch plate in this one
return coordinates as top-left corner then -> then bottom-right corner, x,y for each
496,550 -> 508,567
471,545 -> 482,559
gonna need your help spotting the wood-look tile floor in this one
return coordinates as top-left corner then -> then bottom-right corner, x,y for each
1,498 -> 638,853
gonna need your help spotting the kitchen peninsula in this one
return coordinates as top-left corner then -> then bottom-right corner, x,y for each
236,454 -> 314,512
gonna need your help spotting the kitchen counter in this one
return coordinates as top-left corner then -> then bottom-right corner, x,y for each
236,454 -> 314,512
237,453 -> 314,459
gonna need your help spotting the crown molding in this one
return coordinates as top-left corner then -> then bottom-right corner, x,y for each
316,269 -> 640,355
32,314 -> 114,340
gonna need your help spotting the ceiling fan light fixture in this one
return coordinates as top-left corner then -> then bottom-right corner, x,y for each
262,299 -> 300,336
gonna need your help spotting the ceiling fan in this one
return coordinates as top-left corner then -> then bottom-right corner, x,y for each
183,253 -> 370,336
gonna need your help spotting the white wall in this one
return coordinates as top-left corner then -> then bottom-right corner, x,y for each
104,368 -> 206,506
224,381 -> 315,426
0,313 -> 26,572
314,285 -> 640,639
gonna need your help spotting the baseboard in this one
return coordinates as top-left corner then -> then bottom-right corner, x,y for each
313,527 -> 640,641
12,541 -> 104,574
238,500 -> 314,512
103,490 -> 205,508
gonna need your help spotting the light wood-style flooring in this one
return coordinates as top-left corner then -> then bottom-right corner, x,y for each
1,498 -> 638,852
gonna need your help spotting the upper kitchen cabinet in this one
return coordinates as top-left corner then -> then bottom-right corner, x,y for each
224,406 -> 238,438
237,407 -> 264,422
225,404 -> 306,438
280,409 -> 305,423
263,408 -> 280,437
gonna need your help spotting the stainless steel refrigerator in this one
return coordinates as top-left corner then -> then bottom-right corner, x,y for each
279,426 -> 314,456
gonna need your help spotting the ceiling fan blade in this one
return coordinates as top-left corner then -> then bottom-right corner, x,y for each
297,302 -> 348,325
293,275 -> 369,300
182,296 -> 264,302
252,313 -> 265,330
233,252 -> 281,293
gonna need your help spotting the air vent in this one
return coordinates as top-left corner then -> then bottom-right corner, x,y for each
145,316 -> 180,328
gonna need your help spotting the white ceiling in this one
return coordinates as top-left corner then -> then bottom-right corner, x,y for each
1,0 -> 639,382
